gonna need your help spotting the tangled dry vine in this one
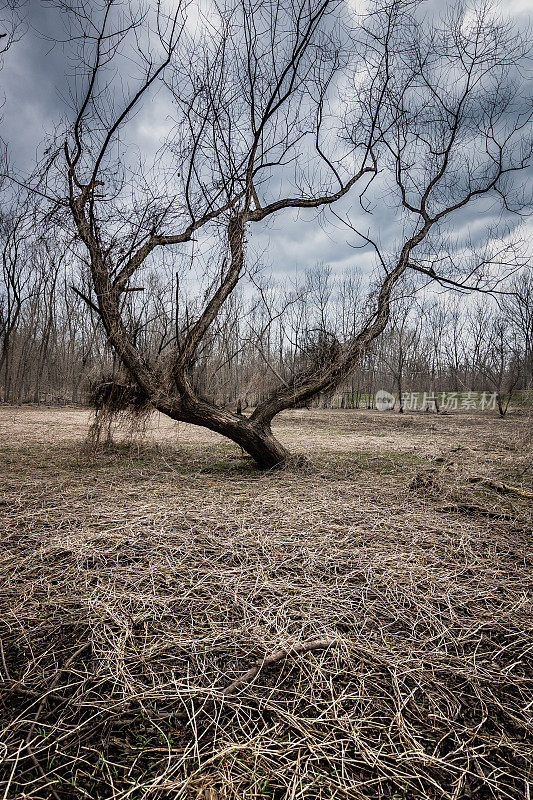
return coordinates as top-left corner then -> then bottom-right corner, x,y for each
0,408 -> 531,799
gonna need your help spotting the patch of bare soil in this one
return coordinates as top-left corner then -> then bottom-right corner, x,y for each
0,407 -> 531,799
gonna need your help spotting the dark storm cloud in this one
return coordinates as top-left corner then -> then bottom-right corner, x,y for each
0,0 -> 71,164
1,0 -> 531,277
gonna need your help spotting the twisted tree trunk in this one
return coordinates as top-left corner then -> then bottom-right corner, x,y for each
162,400 -> 290,469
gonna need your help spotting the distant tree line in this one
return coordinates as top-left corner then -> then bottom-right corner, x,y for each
1,204 -> 531,414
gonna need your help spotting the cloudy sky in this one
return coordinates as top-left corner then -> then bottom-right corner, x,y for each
1,0 -> 531,286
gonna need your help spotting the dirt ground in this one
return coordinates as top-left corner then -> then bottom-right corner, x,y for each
0,406 -> 531,800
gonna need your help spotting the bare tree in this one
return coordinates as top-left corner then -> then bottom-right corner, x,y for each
0,0 -> 26,58
477,314 -> 521,417
382,289 -> 421,412
503,268 -> 533,389
44,0 -> 532,466
0,196 -> 34,398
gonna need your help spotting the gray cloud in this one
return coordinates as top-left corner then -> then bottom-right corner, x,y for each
1,1 -> 71,164
1,0 -> 531,283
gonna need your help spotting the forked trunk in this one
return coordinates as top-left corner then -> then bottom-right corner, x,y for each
164,402 -> 290,469
231,423 -> 290,469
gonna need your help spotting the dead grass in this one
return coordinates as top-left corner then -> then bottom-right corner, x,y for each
0,407 -> 531,799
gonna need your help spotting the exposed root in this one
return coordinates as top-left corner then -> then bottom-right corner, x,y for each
468,475 -> 533,499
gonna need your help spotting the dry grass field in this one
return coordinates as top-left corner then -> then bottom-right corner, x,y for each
0,406 -> 532,800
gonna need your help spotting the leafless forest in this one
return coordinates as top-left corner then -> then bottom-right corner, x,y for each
0,0 -> 532,797
1,250 -> 532,415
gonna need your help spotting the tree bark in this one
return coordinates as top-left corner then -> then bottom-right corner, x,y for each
162,401 -> 289,468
